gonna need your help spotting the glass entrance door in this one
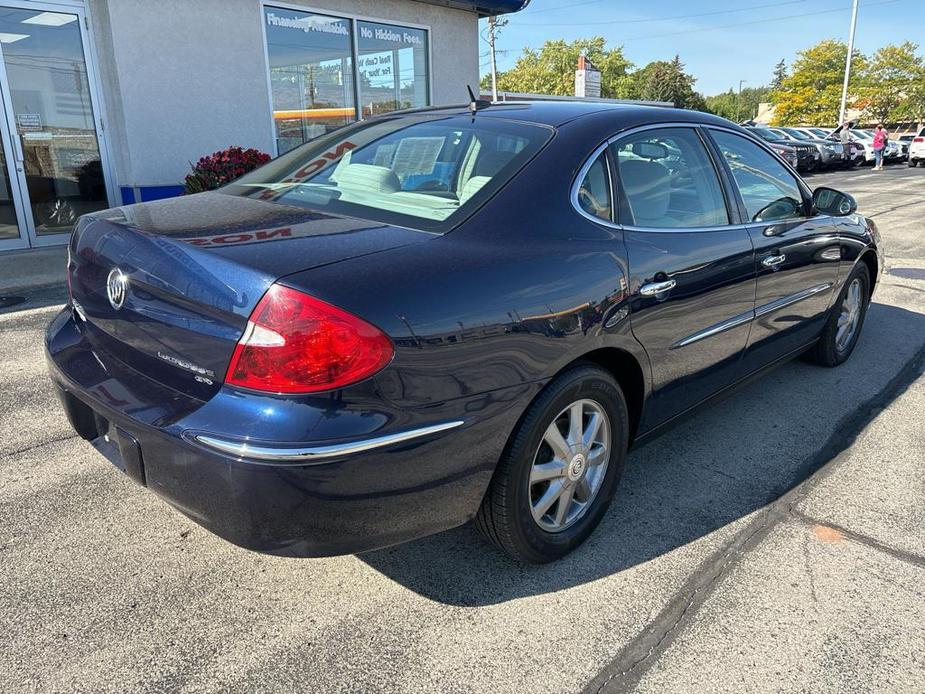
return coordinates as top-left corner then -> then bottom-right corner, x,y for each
0,2 -> 111,250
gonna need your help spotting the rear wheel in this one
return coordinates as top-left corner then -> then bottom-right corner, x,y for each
909,160 -> 919,168
475,365 -> 628,563
808,263 -> 870,367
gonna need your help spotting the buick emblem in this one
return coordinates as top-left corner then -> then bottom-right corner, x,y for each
106,268 -> 128,310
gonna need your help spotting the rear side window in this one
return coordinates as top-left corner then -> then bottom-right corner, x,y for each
221,115 -> 552,232
575,151 -> 612,222
710,130 -> 806,223
611,128 -> 728,228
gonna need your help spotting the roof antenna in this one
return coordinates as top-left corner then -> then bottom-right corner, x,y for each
467,85 -> 490,113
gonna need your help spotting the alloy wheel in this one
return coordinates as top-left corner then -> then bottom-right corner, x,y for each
835,278 -> 863,352
528,398 -> 611,533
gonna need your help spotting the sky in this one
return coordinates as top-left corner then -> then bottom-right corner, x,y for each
479,0 -> 925,96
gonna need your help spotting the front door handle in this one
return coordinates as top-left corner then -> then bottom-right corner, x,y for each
639,278 -> 677,296
761,254 -> 786,269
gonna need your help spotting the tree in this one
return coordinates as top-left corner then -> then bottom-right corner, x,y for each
857,42 -> 924,123
485,37 -> 634,98
704,86 -> 771,121
770,39 -> 867,125
635,55 -> 706,109
771,59 -> 787,89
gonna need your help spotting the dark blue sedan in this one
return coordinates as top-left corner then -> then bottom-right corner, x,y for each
46,102 -> 882,562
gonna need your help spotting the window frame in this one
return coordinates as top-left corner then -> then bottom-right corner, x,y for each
259,2 -> 433,156
570,122 -> 742,233
702,125 -> 815,224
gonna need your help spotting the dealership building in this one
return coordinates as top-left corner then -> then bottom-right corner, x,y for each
0,0 -> 528,266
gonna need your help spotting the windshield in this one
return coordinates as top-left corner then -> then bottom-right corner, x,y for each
851,129 -> 873,140
221,115 -> 553,232
770,128 -> 793,140
782,128 -> 812,140
750,128 -> 781,143
808,128 -> 830,138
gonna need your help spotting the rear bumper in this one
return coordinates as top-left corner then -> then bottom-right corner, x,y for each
46,308 -> 537,556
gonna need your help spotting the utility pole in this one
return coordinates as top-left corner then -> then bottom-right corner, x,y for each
736,79 -> 747,122
488,15 -> 499,102
839,0 -> 860,125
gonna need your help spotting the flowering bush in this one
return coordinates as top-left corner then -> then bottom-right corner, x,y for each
183,146 -> 271,194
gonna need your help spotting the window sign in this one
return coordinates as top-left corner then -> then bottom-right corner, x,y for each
356,21 -> 429,118
264,7 -> 356,153
263,7 -> 430,152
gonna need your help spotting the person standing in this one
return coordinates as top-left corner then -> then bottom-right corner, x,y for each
872,123 -> 888,170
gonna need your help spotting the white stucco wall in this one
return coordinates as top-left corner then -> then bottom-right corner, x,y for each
88,0 -> 479,188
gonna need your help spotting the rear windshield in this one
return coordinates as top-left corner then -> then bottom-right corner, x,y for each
221,115 -> 552,232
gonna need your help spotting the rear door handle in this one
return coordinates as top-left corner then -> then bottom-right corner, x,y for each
761,254 -> 786,269
639,279 -> 676,296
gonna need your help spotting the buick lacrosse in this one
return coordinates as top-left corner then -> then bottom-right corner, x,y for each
46,101 -> 881,562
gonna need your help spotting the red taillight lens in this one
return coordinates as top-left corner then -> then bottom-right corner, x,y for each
914,137 -> 924,143
225,284 -> 393,393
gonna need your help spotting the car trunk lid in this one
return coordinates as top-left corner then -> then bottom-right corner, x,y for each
68,193 -> 430,400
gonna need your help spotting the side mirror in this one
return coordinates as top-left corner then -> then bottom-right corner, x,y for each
813,187 -> 857,217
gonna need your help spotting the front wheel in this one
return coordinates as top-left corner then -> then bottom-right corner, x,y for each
475,365 -> 628,563
808,263 -> 870,367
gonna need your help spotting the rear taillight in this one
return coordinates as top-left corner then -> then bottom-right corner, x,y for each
225,284 -> 394,394
914,137 -> 924,143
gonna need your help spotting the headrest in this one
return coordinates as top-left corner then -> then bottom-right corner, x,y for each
620,159 -> 671,226
331,164 -> 400,193
473,151 -> 510,178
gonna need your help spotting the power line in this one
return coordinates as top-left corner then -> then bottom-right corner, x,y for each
621,0 -> 902,42
516,0 -> 809,26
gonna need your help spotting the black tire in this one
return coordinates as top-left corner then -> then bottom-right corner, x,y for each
475,364 -> 629,563
909,160 -> 918,168
807,262 -> 870,367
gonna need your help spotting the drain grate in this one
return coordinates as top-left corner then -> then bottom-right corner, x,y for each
888,267 -> 925,281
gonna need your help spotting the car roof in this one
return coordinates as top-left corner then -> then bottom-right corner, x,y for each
398,100 -> 734,128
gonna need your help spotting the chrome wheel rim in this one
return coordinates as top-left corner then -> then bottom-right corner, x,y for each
835,278 -> 863,352
528,398 -> 611,533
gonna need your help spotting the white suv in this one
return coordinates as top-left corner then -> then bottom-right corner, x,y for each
909,127 -> 925,167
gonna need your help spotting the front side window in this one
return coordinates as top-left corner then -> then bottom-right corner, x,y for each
576,152 -> 612,221
357,21 -> 429,117
264,7 -> 356,153
710,130 -> 806,223
222,115 -> 551,232
611,128 -> 728,228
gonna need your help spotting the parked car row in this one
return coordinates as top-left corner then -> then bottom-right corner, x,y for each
742,121 -> 922,171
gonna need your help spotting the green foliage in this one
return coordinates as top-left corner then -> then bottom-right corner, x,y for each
770,39 -> 867,126
491,37 -> 634,98
858,42 -> 925,122
771,59 -> 787,89
634,55 -> 705,110
704,86 -> 771,122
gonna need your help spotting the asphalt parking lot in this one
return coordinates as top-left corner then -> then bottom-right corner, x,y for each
2,164 -> 924,693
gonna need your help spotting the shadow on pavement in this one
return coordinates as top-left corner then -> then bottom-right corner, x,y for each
358,302 -> 925,606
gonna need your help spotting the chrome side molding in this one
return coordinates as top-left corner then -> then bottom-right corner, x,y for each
191,420 -> 465,463
672,282 -> 834,349
754,282 -> 833,317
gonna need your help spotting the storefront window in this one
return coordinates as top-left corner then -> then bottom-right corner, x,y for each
356,21 -> 429,118
264,7 -> 356,153
262,7 -> 430,153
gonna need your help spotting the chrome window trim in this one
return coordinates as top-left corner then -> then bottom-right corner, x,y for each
671,282 -> 834,349
191,420 -> 464,464
570,122 -> 742,233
